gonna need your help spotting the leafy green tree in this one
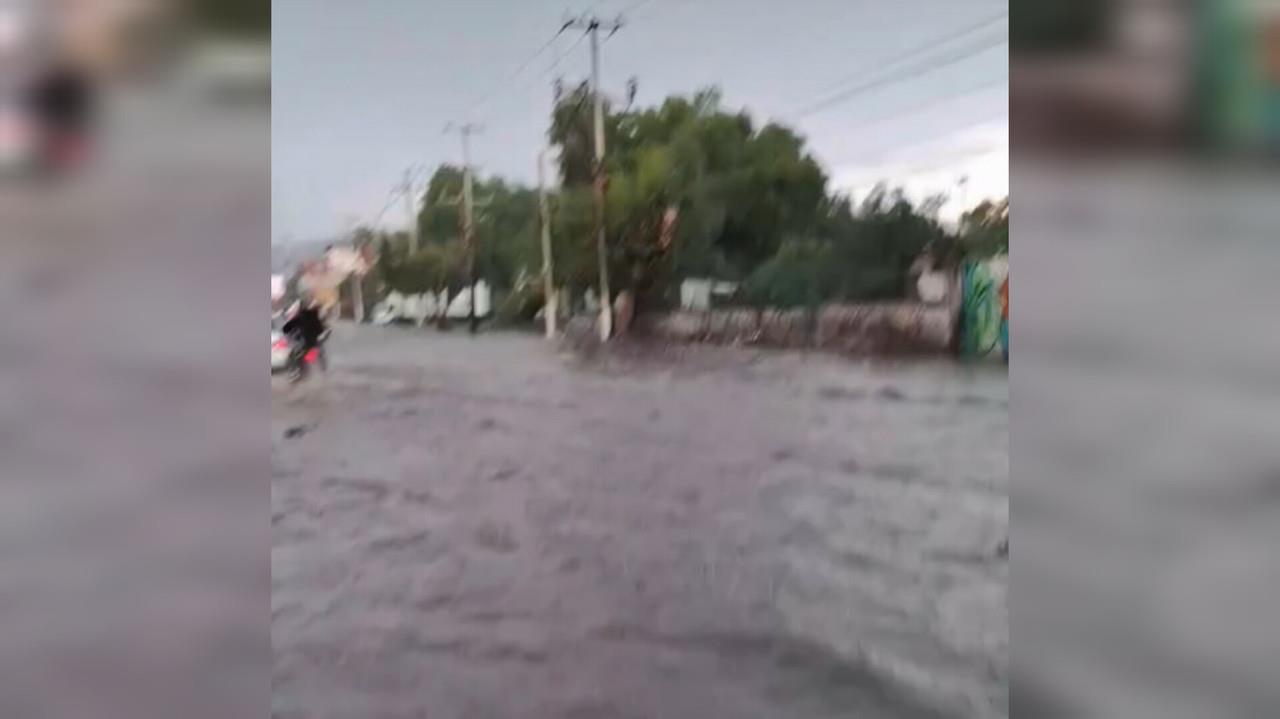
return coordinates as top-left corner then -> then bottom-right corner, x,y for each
1011,0 -> 1109,54
832,185 -> 947,299
959,197 -> 1009,258
409,166 -> 542,294
548,186 -> 600,295
742,241 -> 834,309
374,229 -> 465,296
548,84 -> 829,308
192,0 -> 271,37
417,165 -> 464,244
375,86 -> 994,316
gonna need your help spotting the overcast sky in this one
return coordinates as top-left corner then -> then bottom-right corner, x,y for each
272,0 -> 1007,243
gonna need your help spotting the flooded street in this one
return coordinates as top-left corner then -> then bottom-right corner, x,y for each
272,324 -> 1008,719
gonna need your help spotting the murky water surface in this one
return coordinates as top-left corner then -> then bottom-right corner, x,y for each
273,326 -> 1008,718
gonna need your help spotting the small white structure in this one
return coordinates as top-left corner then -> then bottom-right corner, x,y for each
446,281 -> 491,319
916,270 -> 948,305
372,283 -> 491,325
680,278 -> 738,311
373,290 -> 446,326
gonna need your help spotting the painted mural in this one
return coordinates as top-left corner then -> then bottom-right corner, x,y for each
960,256 -> 1009,361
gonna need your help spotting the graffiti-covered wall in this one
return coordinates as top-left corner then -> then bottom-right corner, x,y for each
960,256 -> 1009,361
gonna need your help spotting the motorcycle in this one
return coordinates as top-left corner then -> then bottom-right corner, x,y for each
284,329 -> 328,384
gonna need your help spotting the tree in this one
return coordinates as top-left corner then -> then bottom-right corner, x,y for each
1011,0 -> 1109,55
192,0 -> 271,38
959,197 -> 1009,258
742,240 -> 834,309
374,229 -> 465,297
375,86 -> 990,318
547,84 -> 831,309
417,165 -> 464,244
752,184 -> 950,303
412,165 -> 542,294
548,81 -> 619,186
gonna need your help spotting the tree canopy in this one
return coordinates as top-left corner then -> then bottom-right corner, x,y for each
360,85 -> 1007,312
958,198 -> 1010,259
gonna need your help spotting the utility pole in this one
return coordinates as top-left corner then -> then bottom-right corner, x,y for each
567,13 -> 623,341
402,168 -> 420,254
537,149 -> 557,338
446,122 -> 483,333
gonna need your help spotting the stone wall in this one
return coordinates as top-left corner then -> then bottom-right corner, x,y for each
815,303 -> 953,355
638,302 -> 955,356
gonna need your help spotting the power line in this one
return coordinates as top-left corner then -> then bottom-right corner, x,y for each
369,164 -> 427,231
465,21 -> 575,117
370,186 -> 403,229
824,114 -> 1006,170
466,24 -> 591,129
544,28 -> 589,80
836,75 -> 1007,134
804,10 -> 1007,104
796,31 -> 1007,119
839,145 -> 1003,185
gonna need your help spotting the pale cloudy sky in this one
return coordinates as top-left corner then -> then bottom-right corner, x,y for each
272,0 -> 1007,242
834,119 -> 1008,225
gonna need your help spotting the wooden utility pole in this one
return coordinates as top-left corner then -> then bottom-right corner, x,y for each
537,149 -> 557,338
567,14 -> 623,341
446,122 -> 483,333
402,168 -> 420,254
352,274 -> 364,323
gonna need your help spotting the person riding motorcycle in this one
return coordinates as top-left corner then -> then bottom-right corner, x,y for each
281,295 -> 328,371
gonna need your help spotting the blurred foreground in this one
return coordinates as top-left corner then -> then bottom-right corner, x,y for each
1013,2 -> 1280,716
0,6 -> 269,716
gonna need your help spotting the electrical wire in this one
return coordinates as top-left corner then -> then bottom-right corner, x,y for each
370,186 -> 404,229
803,10 -> 1007,103
823,113 -> 1006,170
835,75 -> 1007,134
369,164 -> 428,229
796,31 -> 1007,119
542,29 -> 589,81
465,22 -> 575,117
